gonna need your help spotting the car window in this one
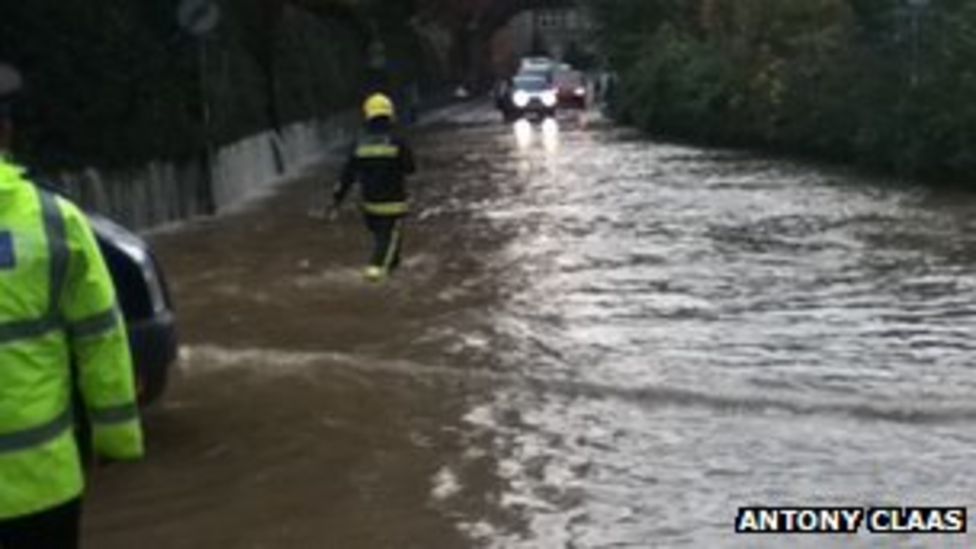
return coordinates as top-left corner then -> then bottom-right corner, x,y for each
517,68 -> 552,82
513,77 -> 549,91
522,57 -> 553,69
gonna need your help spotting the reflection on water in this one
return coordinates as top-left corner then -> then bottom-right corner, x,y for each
419,107 -> 976,547
514,119 -> 533,149
513,117 -> 560,152
541,118 -> 559,152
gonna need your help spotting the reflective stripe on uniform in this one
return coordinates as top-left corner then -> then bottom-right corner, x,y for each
0,316 -> 61,345
355,144 -> 399,158
68,307 -> 120,340
0,408 -> 72,455
362,202 -> 409,216
38,190 -> 68,316
88,402 -> 139,426
383,219 -> 402,271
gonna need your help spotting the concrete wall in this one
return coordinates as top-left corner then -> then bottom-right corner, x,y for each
210,112 -> 357,213
55,111 -> 358,232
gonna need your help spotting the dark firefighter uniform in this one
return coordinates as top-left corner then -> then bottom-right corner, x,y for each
334,93 -> 416,282
0,63 -> 144,549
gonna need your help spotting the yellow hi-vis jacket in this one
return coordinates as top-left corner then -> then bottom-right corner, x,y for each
0,158 -> 144,520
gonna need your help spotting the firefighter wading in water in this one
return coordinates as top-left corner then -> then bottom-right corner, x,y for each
0,63 -> 144,548
332,93 -> 416,282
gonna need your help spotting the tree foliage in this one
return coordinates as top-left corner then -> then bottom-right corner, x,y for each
0,0 -> 443,172
590,0 -> 976,179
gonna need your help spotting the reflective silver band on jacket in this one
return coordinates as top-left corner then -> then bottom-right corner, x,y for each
38,189 -> 68,316
0,408 -> 73,455
88,402 -> 139,426
68,308 -> 121,340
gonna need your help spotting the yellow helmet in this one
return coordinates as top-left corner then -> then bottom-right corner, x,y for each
363,93 -> 395,120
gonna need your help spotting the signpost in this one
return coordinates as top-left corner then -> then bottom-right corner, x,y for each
906,0 -> 930,87
368,40 -> 387,71
177,0 -> 221,213
178,0 -> 220,37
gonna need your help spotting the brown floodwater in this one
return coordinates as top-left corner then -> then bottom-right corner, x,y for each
83,104 -> 976,548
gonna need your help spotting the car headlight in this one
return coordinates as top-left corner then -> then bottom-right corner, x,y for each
575,87 -> 586,96
542,92 -> 557,107
513,91 -> 529,108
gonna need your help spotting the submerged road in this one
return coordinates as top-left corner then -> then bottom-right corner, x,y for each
84,104 -> 976,548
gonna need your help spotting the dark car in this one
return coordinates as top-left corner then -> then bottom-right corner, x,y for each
88,214 -> 177,406
37,180 -> 178,406
500,74 -> 559,122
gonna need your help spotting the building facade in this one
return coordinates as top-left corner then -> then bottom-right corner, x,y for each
490,6 -> 593,77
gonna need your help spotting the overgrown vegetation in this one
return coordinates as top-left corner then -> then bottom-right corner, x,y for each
589,0 -> 976,180
0,0 -> 445,172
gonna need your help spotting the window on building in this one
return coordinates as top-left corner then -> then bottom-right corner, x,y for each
553,10 -> 565,29
537,11 -> 555,29
536,9 -> 568,29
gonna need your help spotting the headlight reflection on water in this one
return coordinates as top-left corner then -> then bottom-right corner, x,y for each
514,119 -> 533,148
541,118 -> 560,151
513,118 -> 560,151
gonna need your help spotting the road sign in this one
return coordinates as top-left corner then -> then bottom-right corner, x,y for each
178,0 -> 221,37
368,41 -> 387,69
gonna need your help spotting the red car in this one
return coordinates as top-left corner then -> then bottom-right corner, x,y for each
554,70 -> 588,110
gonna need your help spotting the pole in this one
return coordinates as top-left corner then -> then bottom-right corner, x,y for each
199,37 -> 217,214
176,0 -> 221,213
906,0 -> 930,87
911,9 -> 920,87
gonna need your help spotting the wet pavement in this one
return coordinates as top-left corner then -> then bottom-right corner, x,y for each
84,103 -> 976,548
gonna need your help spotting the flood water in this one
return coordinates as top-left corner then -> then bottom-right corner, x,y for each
84,104 -> 976,548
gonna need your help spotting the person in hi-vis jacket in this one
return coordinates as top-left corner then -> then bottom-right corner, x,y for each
0,62 -> 144,549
